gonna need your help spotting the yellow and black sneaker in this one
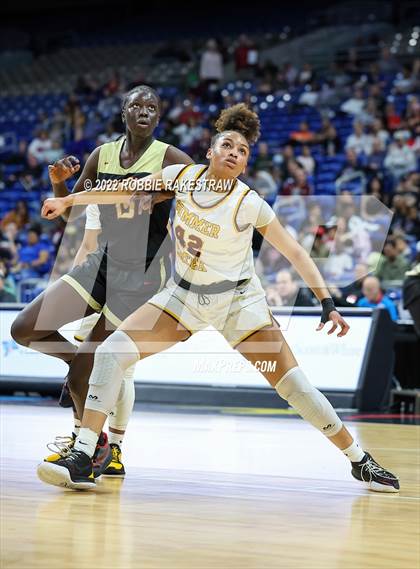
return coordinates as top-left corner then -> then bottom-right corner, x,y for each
44,434 -> 76,463
102,444 -> 126,477
37,449 -> 96,490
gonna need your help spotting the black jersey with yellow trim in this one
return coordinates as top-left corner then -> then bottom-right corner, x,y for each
96,138 -> 171,269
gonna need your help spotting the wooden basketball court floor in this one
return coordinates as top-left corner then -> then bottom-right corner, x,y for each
1,402 -> 419,569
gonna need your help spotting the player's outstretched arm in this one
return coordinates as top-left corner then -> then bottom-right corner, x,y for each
258,216 -> 350,337
41,171 -> 166,219
48,147 -> 101,221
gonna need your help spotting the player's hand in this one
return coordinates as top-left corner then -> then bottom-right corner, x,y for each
131,192 -> 154,214
316,310 -> 350,337
41,197 -> 68,220
48,156 -> 80,184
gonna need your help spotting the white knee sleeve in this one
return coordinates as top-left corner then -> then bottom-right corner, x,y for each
85,331 -> 139,416
275,367 -> 342,437
109,364 -> 136,431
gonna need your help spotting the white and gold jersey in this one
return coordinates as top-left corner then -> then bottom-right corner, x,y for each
162,163 -> 275,286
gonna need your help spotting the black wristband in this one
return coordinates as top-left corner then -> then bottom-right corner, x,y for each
321,297 -> 336,323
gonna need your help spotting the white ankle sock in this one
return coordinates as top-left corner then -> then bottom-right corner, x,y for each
73,419 -> 81,437
109,431 -> 124,447
74,428 -> 99,458
342,441 -> 365,463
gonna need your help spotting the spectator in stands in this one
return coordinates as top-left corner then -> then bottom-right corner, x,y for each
368,84 -> 386,115
0,225 -> 18,266
282,165 -> 312,196
365,138 -> 386,176
283,62 -> 298,86
74,74 -> 98,101
300,201 -> 325,244
384,103 -> 402,132
306,201 -> 324,230
266,269 -> 314,307
234,34 -> 250,77
345,121 -> 373,156
362,186 -> 388,222
10,224 -> 50,281
339,199 -> 372,261
0,265 -> 16,302
97,123 -> 121,145
289,121 -> 315,146
199,39 -> 223,87
43,140 -> 64,164
296,145 -> 316,176
253,168 -> 278,201
298,80 -> 319,107
390,194 -> 410,233
377,47 -> 400,75
246,40 -> 259,76
323,236 -> 354,281
97,92 -> 121,120
402,244 -> 420,337
84,111 -> 104,141
317,80 -> 340,110
394,234 -> 412,262
178,100 -> 203,125
273,144 -> 295,177
27,130 -> 52,166
375,238 -> 410,284
315,117 -> 340,155
103,70 -> 122,97
1,139 -> 28,169
357,275 -> 398,321
384,131 -> 417,182
344,47 -> 362,75
253,142 -> 272,171
254,245 -> 285,282
405,95 -> 420,131
393,63 -> 418,95
72,107 -> 86,142
336,149 -> 366,192
400,195 -> 420,241
333,262 -> 369,306
308,227 -> 329,259
341,88 -> 365,117
370,118 -> 390,148
189,127 -> 212,162
0,201 -> 29,230
0,258 -> 16,292
173,116 -> 203,151
396,172 -> 420,198
298,63 -> 314,85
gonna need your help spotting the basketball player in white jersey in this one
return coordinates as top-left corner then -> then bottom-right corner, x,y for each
38,104 -> 399,493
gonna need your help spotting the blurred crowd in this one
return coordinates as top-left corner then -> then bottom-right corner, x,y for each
0,33 -> 419,322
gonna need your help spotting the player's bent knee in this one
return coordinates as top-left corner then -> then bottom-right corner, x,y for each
85,332 -> 139,416
10,313 -> 32,346
88,331 -> 139,387
275,367 -> 342,437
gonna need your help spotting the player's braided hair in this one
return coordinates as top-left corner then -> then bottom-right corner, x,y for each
212,103 -> 261,145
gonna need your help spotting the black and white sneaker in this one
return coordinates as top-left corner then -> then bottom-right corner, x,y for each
351,452 -> 400,493
37,449 -> 95,490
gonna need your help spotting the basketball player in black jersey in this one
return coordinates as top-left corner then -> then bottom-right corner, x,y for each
11,85 -> 193,474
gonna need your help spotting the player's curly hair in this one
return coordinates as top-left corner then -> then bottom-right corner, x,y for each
212,103 -> 261,145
